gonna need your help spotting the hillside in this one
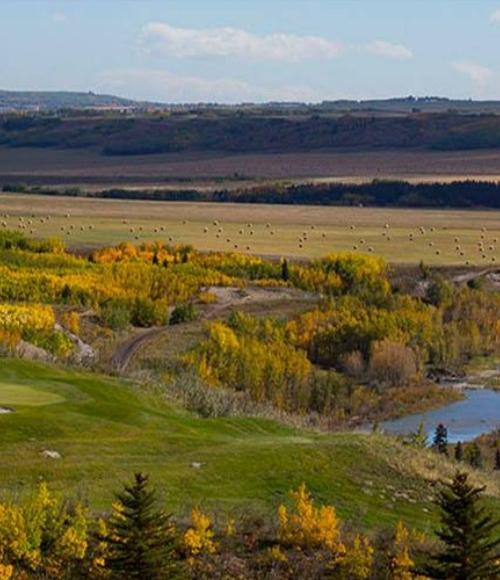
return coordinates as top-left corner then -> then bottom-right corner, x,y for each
0,90 -> 152,111
1,111 -> 500,156
0,359 -> 498,529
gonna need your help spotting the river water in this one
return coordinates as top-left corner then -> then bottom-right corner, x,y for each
379,388 -> 500,443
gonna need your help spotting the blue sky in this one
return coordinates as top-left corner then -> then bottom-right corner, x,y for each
2,0 -> 500,103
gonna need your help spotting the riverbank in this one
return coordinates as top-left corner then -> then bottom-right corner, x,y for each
380,386 -> 500,443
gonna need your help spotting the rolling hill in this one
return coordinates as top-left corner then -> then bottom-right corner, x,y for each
0,359 -> 498,530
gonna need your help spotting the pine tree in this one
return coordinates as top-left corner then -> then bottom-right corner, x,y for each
106,473 -> 181,579
422,472 -> 500,579
433,424 -> 448,455
408,421 -> 428,448
281,258 -> 290,282
454,441 -> 463,462
495,448 -> 500,471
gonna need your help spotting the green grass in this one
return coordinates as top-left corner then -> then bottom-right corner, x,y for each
0,359 -> 498,532
0,383 -> 65,406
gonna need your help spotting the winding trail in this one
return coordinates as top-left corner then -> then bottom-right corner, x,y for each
111,286 -> 315,372
111,327 -> 168,372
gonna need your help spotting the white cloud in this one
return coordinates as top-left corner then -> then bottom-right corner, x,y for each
97,68 -> 318,103
365,40 -> 413,60
51,12 -> 66,23
453,60 -> 493,87
490,9 -> 500,23
140,22 -> 342,62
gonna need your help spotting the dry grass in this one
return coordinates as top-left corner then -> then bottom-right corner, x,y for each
1,193 -> 499,265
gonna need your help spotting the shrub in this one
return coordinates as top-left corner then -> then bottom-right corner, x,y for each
425,275 -> 454,307
100,299 -> 131,331
368,340 -> 418,387
198,291 -> 217,304
61,311 -> 80,336
131,298 -> 167,327
340,350 -> 365,378
169,303 -> 198,325
278,483 -> 345,559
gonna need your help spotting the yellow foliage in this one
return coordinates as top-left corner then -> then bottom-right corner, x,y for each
61,310 -> 80,335
268,545 -> 288,563
89,518 -> 110,578
0,329 -> 20,351
224,517 -> 236,538
184,507 -> 217,557
0,482 -> 90,577
391,521 -> 417,580
185,317 -> 312,410
0,304 -> 54,335
198,291 -> 217,304
0,564 -> 13,580
341,534 -> 374,579
278,483 -> 345,560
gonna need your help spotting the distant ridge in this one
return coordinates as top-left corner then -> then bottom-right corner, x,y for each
3,91 -> 500,114
0,90 -> 158,111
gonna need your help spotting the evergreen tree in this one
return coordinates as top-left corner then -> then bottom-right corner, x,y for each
433,424 -> 449,455
454,441 -> 463,462
407,421 -> 428,448
422,472 -> 500,579
106,473 -> 181,579
495,448 -> 500,471
152,252 -> 159,266
281,258 -> 290,282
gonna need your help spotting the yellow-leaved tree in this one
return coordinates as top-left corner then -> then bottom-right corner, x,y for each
183,506 -> 217,558
278,483 -> 345,562
341,534 -> 374,579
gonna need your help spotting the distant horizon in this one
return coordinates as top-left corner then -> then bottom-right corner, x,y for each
3,0 -> 500,103
2,88 -> 500,107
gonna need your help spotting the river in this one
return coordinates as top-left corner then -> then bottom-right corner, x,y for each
379,387 -> 500,443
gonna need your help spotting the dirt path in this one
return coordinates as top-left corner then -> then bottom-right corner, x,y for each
111,286 -> 315,372
111,327 -> 168,372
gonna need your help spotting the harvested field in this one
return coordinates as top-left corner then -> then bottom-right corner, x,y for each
1,147 -> 500,188
1,193 -> 500,265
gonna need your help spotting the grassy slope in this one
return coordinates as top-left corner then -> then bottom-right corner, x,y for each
0,359 -> 498,533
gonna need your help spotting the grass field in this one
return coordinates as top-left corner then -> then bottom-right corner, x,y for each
1,193 -> 500,265
1,359 -> 498,529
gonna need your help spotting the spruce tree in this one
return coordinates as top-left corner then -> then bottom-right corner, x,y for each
423,472 -> 500,579
281,258 -> 290,282
433,424 -> 449,455
106,473 -> 181,579
454,441 -> 463,462
495,448 -> 500,471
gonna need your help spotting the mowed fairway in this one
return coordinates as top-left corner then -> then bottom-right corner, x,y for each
1,193 -> 500,265
1,359 -> 499,530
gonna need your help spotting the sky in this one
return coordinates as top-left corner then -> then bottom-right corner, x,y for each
2,0 -> 500,103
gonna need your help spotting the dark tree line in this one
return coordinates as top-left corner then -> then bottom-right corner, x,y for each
5,178 -> 500,208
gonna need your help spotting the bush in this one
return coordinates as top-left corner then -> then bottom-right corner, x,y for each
169,303 -> 198,325
131,297 -> 167,327
100,299 -> 132,330
368,340 -> 418,387
340,350 -> 365,379
425,275 -> 454,307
